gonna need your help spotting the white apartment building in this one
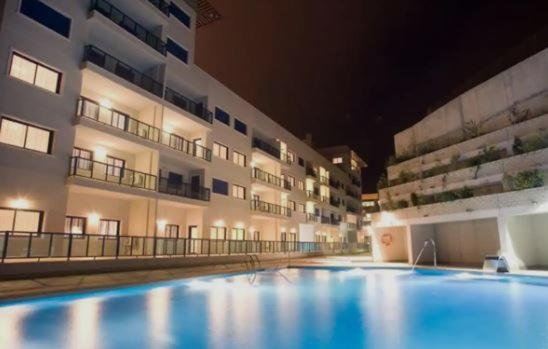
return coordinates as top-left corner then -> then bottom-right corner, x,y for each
0,0 -> 366,252
370,48 -> 548,271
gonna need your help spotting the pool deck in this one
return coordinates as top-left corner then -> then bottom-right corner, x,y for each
1,255 -> 547,301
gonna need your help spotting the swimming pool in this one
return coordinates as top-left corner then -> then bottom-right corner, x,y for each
1,267 -> 547,349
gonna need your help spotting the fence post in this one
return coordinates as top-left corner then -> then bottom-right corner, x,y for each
67,233 -> 73,261
1,232 -> 9,262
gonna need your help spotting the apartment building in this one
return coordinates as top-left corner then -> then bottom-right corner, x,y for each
370,48 -> 548,270
0,0 -> 366,251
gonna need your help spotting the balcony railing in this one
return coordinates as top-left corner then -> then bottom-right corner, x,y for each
164,88 -> 213,124
91,0 -> 167,55
252,167 -> 291,190
0,231 -> 370,262
77,97 -> 212,161
147,0 -> 170,16
252,137 -> 281,159
83,45 -> 163,97
306,167 -> 317,177
329,178 -> 341,189
280,152 -> 293,165
306,213 -> 319,223
306,190 -> 320,200
69,156 -> 157,191
320,195 -> 329,203
330,197 -> 341,207
319,176 -> 329,185
158,177 -> 210,201
346,206 -> 359,214
251,200 -> 291,217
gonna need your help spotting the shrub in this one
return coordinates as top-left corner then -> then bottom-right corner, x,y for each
469,146 -> 503,167
503,170 -> 544,191
396,200 -> 409,209
463,120 -> 482,140
454,186 -> 474,199
417,140 -> 436,156
512,137 -> 524,155
417,195 -> 434,206
377,173 -> 388,190
520,133 -> 548,154
410,192 -> 419,206
398,170 -> 417,183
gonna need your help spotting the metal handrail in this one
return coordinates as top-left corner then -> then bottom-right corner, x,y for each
164,87 -> 213,123
0,231 -> 371,262
158,177 -> 210,201
147,0 -> 170,16
250,200 -> 292,217
251,167 -> 291,190
252,137 -> 281,159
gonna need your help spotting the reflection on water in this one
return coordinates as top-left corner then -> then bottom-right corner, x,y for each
68,297 -> 101,349
0,304 -> 32,349
147,286 -> 172,349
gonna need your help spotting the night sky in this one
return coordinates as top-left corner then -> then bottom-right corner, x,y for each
195,0 -> 548,192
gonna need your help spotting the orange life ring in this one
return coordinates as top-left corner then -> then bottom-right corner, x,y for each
381,233 -> 393,246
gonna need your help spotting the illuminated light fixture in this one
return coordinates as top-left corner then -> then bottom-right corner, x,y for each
9,198 -> 30,209
88,212 -> 100,224
249,226 -> 255,233
99,98 -> 112,109
157,219 -> 167,230
280,227 -> 286,232
290,228 -> 296,233
235,222 -> 244,229
163,124 -> 174,133
94,146 -> 107,160
214,219 -> 225,227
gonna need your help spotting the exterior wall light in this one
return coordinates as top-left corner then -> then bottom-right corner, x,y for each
9,198 -> 30,209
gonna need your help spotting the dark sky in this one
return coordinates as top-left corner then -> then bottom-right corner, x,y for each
195,0 -> 548,192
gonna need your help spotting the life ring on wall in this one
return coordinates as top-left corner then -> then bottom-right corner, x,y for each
381,233 -> 393,247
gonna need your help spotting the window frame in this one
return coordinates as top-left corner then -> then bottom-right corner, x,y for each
166,37 -> 189,64
98,219 -> 120,237
332,157 -> 343,164
213,142 -> 229,160
231,228 -> 245,240
233,150 -> 246,167
0,207 -> 44,233
0,116 -> 53,154
212,178 -> 229,196
169,1 -> 191,28
8,52 -> 62,94
234,118 -> 247,135
232,184 -> 246,199
214,107 -> 230,126
210,226 -> 227,240
64,215 -> 86,235
165,224 -> 179,238
19,0 -> 72,39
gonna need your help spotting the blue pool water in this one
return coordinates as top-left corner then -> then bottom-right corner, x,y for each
1,268 -> 548,349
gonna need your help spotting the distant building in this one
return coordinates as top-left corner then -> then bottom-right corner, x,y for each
371,48 -> 548,271
361,193 -> 379,226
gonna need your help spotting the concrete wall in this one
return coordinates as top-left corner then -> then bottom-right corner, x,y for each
372,226 -> 408,262
507,213 -> 548,269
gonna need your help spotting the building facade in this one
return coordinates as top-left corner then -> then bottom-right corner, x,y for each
370,48 -> 548,270
0,0 -> 365,249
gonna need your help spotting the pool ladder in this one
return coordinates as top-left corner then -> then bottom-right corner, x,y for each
412,238 -> 437,271
243,254 -> 261,284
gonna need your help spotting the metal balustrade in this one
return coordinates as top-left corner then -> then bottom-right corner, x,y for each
83,45 -> 164,97
252,137 -> 281,159
251,167 -> 291,190
69,156 -> 158,191
77,97 -> 212,161
0,232 -> 371,262
251,200 -> 292,217
164,87 -> 213,124
158,177 -> 210,201
147,0 -> 170,16
91,0 -> 167,55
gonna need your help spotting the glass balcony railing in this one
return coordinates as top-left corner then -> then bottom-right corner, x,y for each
251,200 -> 291,217
306,167 -> 317,177
306,190 -> 320,200
91,0 -> 167,56
69,156 -> 157,191
77,97 -> 212,161
319,176 -> 329,185
158,177 -> 210,201
164,88 -> 213,124
252,137 -> 280,158
251,167 -> 291,190
147,0 -> 170,16
83,45 -> 164,97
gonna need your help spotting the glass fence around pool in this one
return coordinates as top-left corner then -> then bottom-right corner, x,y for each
0,232 -> 371,262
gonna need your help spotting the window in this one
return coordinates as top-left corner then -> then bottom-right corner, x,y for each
231,228 -> 245,240
9,52 -> 61,93
253,231 -> 261,241
213,142 -> 228,160
232,184 -> 246,199
65,216 -> 86,234
233,151 -> 246,167
214,107 -> 230,125
298,157 -> 304,167
0,117 -> 53,153
212,178 -> 229,195
297,203 -> 305,213
99,219 -> 119,236
167,38 -> 188,64
332,157 -> 343,164
165,224 -> 179,238
286,175 -> 296,188
234,118 -> 247,135
72,147 -> 93,170
298,180 -> 304,191
287,151 -> 295,163
169,2 -> 191,28
351,159 -> 359,170
281,232 -> 287,242
210,226 -> 226,240
0,208 -> 43,232
106,156 -> 125,177
20,0 -> 71,38
288,200 -> 296,211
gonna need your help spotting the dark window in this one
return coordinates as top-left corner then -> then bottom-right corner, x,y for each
167,38 -> 188,64
65,216 -> 86,234
20,0 -> 71,38
298,157 -> 304,167
214,107 -> 230,125
169,2 -> 190,28
212,178 -> 228,195
234,118 -> 247,135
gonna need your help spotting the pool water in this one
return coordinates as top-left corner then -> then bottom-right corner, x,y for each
1,268 -> 548,349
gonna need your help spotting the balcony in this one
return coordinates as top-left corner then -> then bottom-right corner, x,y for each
252,167 -> 291,190
251,200 -> 291,217
147,0 -> 169,16
306,190 -> 320,201
158,177 -> 210,201
306,167 -> 317,178
252,137 -> 280,157
320,195 -> 329,203
330,197 -> 341,207
83,45 -> 163,97
69,156 -> 157,191
164,88 -> 213,124
346,206 -> 359,214
329,178 -> 341,189
91,0 -> 167,56
319,176 -> 329,185
77,97 -> 212,161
